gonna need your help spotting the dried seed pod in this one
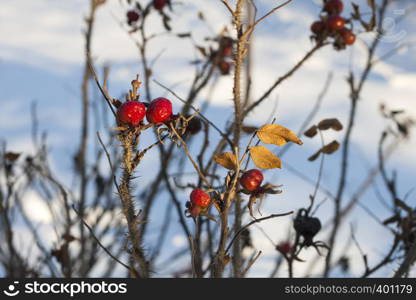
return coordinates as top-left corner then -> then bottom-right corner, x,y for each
186,116 -> 202,135
294,210 -> 322,246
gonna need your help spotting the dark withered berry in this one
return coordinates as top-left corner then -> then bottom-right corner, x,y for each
294,211 -> 322,246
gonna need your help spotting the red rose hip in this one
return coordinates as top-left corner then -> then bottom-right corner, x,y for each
324,0 -> 344,15
277,242 -> 292,255
219,61 -> 231,75
146,97 -> 173,123
327,16 -> 345,31
311,21 -> 325,35
190,189 -> 211,208
340,29 -> 356,45
219,36 -> 233,49
222,47 -> 233,56
153,0 -> 167,10
127,10 -> 139,25
117,101 -> 146,127
240,169 -> 264,192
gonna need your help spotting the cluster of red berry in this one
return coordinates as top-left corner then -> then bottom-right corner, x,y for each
126,0 -> 169,26
216,36 -> 234,75
117,97 -> 173,127
310,0 -> 356,50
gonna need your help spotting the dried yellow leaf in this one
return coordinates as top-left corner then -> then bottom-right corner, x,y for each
257,124 -> 303,146
213,152 -> 238,170
249,146 -> 282,169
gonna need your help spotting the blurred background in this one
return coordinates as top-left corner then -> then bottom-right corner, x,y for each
0,0 -> 415,277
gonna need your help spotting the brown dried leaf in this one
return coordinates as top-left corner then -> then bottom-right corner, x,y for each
62,233 -> 76,243
308,150 -> 322,162
145,68 -> 153,78
318,118 -> 343,131
213,152 -> 238,170
304,125 -> 318,138
4,152 -> 21,162
212,192 -> 223,213
198,11 -> 205,20
248,194 -> 257,218
262,183 -> 283,195
250,146 -> 282,169
257,124 -> 303,146
321,140 -> 340,154
241,125 -> 258,134
196,46 -> 207,57
113,99 -> 122,108
224,255 -> 231,266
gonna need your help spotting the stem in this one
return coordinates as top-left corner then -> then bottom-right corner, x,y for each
231,0 -> 245,278
118,133 -> 149,278
78,0 -> 98,275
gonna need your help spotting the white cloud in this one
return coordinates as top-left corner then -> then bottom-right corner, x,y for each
21,190 -> 54,224
172,235 -> 187,248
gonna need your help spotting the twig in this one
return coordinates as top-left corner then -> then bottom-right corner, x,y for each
307,130 -> 325,214
278,72 -> 333,158
253,0 -> 293,27
154,79 -> 233,147
324,0 -> 391,276
221,0 -> 234,15
169,124 -> 212,188
87,57 -> 117,117
244,43 -> 326,117
242,250 -> 262,276
394,241 -> 416,278
72,205 -> 138,277
225,211 -> 293,254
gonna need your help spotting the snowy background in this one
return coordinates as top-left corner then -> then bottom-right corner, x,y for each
0,0 -> 415,277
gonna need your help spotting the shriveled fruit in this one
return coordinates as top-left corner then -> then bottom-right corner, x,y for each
127,10 -> 139,25
186,116 -> 202,135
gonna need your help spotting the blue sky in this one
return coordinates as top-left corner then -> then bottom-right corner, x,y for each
0,0 -> 415,277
